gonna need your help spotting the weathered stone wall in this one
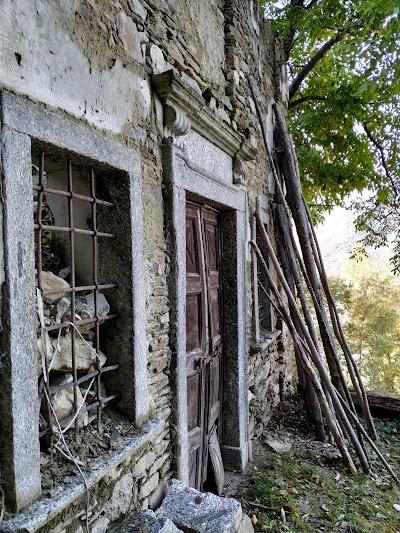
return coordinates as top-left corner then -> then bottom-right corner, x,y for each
0,419 -> 171,532
248,336 -> 291,440
0,0 -> 292,528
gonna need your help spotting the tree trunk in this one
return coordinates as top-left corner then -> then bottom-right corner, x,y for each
350,389 -> 400,416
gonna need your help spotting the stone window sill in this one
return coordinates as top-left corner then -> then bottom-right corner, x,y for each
0,416 -> 167,533
250,329 -> 282,354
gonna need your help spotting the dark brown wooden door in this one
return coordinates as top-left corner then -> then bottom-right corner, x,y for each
186,202 -> 224,493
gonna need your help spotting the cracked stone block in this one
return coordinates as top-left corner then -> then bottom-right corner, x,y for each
117,510 -> 180,532
155,479 -> 254,533
104,473 -> 134,521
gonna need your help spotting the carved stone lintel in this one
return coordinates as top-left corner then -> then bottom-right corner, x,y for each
152,70 -> 257,161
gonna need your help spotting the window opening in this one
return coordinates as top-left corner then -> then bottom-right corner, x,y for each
34,149 -> 119,455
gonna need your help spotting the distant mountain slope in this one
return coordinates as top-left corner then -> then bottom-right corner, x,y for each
315,207 -> 393,277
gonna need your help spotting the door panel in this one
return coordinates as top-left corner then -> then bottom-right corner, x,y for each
209,426 -> 225,496
186,202 -> 224,493
186,294 -> 202,353
186,203 -> 207,490
186,217 -> 199,274
203,210 -> 222,353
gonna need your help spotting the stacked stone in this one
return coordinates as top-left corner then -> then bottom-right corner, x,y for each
248,340 -> 291,439
145,250 -> 172,419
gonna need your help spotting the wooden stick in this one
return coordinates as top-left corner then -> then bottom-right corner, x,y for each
253,214 -> 370,473
272,203 -> 325,441
247,76 -> 349,407
241,500 -> 282,514
246,78 -> 332,405
303,199 -> 377,439
274,100 -> 375,442
272,103 -> 348,399
251,240 -> 357,474
336,390 -> 399,484
274,211 -> 339,422
295,197 -> 370,446
258,272 -> 343,446
247,75 -> 375,454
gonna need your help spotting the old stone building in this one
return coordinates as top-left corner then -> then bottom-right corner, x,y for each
0,0 -> 292,530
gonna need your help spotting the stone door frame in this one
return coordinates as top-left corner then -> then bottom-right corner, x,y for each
153,70 -> 257,484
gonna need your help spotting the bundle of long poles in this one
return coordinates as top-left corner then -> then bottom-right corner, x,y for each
247,76 -> 399,483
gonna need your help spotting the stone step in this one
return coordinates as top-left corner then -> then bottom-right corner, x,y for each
154,479 -> 254,533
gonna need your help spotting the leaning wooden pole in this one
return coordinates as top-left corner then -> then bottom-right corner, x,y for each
272,103 -> 349,400
247,76 -> 346,399
336,391 -> 399,484
250,240 -> 358,474
303,199 -> 377,439
274,207 -> 339,423
254,209 -> 371,473
247,77 -> 351,432
272,203 -> 325,441
247,75 -> 376,446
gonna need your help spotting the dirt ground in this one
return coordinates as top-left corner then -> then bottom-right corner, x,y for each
223,398 -> 339,499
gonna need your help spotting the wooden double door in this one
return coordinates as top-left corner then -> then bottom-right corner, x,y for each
186,202 -> 224,494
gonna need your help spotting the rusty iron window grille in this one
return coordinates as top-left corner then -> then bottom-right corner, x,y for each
34,150 -> 120,451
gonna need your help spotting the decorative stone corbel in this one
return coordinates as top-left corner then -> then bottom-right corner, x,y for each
233,156 -> 247,185
164,104 -> 191,150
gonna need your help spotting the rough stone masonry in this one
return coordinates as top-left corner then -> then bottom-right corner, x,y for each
0,0 -> 292,530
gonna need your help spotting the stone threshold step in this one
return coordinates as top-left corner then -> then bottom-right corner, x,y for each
117,479 -> 254,533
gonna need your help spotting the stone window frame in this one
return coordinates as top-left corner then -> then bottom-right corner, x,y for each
250,99 -> 283,354
153,70 -> 257,480
0,91 -> 149,512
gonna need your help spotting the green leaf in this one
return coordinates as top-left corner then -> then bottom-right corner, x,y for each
268,0 -> 400,269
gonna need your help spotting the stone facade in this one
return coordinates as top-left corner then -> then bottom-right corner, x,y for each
0,0 -> 292,530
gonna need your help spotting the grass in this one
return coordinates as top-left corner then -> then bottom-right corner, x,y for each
243,417 -> 400,532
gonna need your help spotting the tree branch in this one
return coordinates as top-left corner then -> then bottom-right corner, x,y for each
283,0 -> 305,58
289,95 -> 328,108
362,121 -> 398,197
289,34 -> 341,100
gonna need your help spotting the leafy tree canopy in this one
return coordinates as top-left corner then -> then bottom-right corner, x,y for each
260,0 -> 400,271
329,259 -> 400,393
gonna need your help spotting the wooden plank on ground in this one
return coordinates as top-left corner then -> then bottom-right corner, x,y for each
350,389 -> 400,416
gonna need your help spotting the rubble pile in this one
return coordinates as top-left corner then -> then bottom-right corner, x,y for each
36,269 -> 111,434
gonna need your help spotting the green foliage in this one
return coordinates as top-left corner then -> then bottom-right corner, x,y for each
246,419 -> 400,532
329,259 -> 400,393
259,0 -> 400,270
